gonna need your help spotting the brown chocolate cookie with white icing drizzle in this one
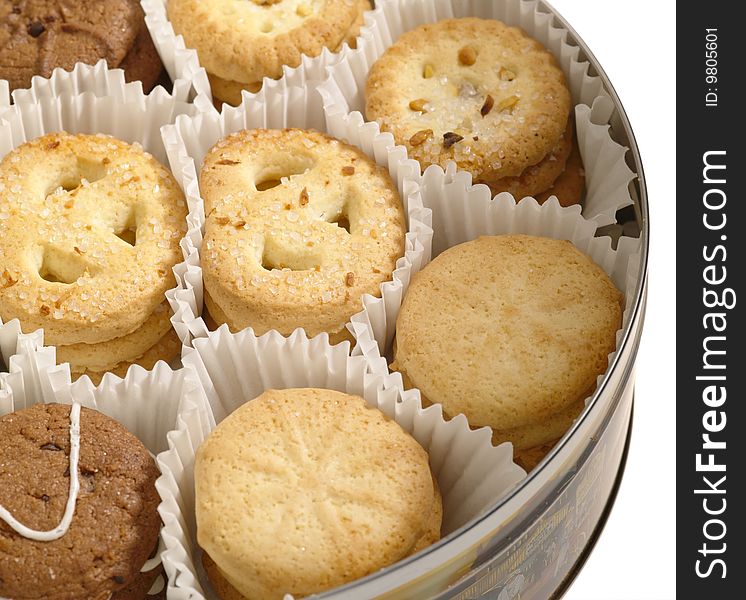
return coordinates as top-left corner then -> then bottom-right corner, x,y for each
0,403 -> 162,600
0,0 -> 163,92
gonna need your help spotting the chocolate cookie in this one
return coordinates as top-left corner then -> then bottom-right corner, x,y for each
0,0 -> 163,92
0,403 -> 162,600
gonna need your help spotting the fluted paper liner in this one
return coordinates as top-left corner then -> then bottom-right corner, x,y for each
162,93 -> 433,355
0,87 -> 201,383
318,0 -> 637,226
5,59 -> 213,111
154,327 -> 526,598
140,0 -> 212,103
0,319 -> 44,408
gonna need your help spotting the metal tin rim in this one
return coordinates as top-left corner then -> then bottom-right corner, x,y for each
318,1 -> 651,596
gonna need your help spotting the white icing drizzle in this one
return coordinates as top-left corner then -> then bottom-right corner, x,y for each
0,403 -> 82,541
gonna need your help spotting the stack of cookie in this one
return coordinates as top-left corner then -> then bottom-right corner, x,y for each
391,235 -> 623,471
0,132 -> 187,382
366,18 -> 584,207
199,128 -> 406,344
195,388 -> 442,600
167,0 -> 371,105
0,0 -> 163,92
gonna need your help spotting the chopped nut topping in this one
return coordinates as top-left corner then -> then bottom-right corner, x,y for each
345,272 -> 355,286
40,305 -> 50,316
299,187 -> 309,206
217,158 -> 240,166
45,140 -> 60,150
499,67 -> 516,81
498,95 -> 519,112
2,270 -> 17,288
480,94 -> 495,117
102,157 -> 111,165
409,129 -> 433,146
423,64 -> 435,78
234,220 -> 246,228
443,132 -> 464,149
458,46 -> 477,66
214,216 -> 230,225
342,166 -> 355,176
408,98 -> 429,112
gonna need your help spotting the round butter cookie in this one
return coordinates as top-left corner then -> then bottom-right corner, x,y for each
195,388 -> 441,600
478,120 -> 573,199
70,328 -> 182,385
0,0 -> 162,92
206,0 -> 370,106
392,235 -> 622,450
0,132 -> 187,354
0,403 -> 161,600
366,18 -> 571,181
200,128 -> 405,342
55,301 -> 173,373
514,439 -> 559,473
168,0 -> 368,102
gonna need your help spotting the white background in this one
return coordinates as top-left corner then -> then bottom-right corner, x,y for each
549,1 -> 677,599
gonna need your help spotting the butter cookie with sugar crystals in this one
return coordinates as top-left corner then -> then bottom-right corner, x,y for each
0,132 -> 187,375
168,0 -> 370,105
366,18 -> 572,185
392,235 -> 622,450
195,388 -> 441,600
200,128 -> 405,343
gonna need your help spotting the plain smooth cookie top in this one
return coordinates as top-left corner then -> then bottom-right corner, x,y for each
0,132 -> 187,346
195,388 -> 436,600
394,235 -> 623,431
366,18 -> 571,181
200,128 -> 405,339
168,0 -> 363,84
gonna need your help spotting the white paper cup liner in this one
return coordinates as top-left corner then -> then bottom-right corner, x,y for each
5,59 -> 213,112
0,81 -> 8,110
155,326 -> 525,598
0,319 -> 44,407
0,88 -> 201,384
317,0 -> 637,226
140,0 -> 377,109
162,92 -> 433,355
141,0 -> 213,103
0,355 -> 212,598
